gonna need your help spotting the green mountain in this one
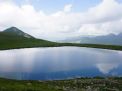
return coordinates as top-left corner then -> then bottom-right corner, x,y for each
0,27 -> 57,50
0,27 -> 122,50
0,27 -> 34,39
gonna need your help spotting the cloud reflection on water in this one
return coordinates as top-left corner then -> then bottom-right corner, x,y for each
0,47 -> 122,79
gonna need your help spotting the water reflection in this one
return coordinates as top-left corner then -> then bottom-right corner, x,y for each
0,47 -> 122,80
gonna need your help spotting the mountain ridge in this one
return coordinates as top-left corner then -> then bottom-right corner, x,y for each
60,33 -> 122,45
2,27 -> 34,39
0,27 -> 122,51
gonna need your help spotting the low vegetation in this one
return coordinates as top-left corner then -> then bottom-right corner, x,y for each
0,36 -> 122,51
0,27 -> 122,51
0,77 -> 122,91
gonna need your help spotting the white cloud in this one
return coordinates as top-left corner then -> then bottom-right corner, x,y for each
97,63 -> 118,74
0,0 -> 122,40
64,4 -> 72,13
0,0 -> 12,2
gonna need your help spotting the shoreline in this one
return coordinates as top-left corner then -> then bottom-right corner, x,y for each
0,43 -> 122,51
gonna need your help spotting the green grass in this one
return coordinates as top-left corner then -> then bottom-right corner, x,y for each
0,39 -> 122,51
0,78 -> 62,91
0,38 -> 122,51
0,32 -> 122,50
0,77 -> 122,91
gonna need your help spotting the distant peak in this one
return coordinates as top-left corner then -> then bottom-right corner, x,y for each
3,27 -> 34,38
10,26 -> 18,29
3,27 -> 22,32
9,27 -> 19,29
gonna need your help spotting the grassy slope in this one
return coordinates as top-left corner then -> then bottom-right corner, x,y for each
0,39 -> 122,51
0,32 -> 122,50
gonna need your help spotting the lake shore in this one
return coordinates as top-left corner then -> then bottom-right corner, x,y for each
0,39 -> 122,51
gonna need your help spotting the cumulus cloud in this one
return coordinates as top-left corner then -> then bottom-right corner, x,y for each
64,4 -> 72,13
0,0 -> 122,40
97,63 -> 118,74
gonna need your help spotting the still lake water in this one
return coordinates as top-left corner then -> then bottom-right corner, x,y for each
0,47 -> 122,80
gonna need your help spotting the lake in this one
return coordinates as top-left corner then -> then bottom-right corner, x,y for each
0,47 -> 122,80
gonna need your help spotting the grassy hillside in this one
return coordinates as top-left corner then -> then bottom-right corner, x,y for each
0,32 -> 58,50
0,31 -> 122,50
0,37 -> 122,51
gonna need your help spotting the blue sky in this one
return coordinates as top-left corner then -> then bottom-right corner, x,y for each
0,0 -> 122,40
14,0 -> 122,13
27,0 -> 101,13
